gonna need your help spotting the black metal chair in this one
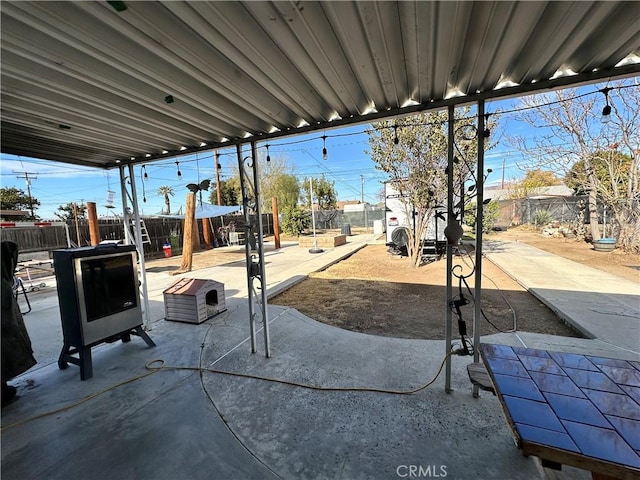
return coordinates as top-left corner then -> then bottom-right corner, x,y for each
12,275 -> 31,315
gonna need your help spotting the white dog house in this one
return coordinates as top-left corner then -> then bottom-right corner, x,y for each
163,278 -> 226,324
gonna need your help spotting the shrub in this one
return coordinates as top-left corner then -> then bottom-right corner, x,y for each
281,205 -> 310,236
464,200 -> 500,233
533,209 -> 553,226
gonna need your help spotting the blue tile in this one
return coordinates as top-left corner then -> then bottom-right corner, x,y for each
598,365 -> 640,387
562,420 -> 640,468
549,352 -> 599,371
482,344 -> 519,360
529,371 -> 585,398
621,385 -> 640,406
518,355 -> 566,375
512,347 -> 550,358
544,392 -> 611,428
503,395 -> 565,432
485,356 -> 530,378
563,367 -> 623,394
516,423 -> 579,452
606,416 -> 640,450
493,374 -> 545,401
583,389 -> 640,421
586,356 -> 633,369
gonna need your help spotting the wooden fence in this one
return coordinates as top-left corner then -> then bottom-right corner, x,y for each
1,214 -> 274,258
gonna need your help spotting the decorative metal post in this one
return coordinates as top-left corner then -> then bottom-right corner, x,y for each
472,100 -> 486,397
237,144 -> 257,354
236,143 -> 270,357
445,105 -> 455,393
251,142 -> 270,358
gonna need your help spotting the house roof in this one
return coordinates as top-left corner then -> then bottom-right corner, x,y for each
485,184 -> 574,201
2,1 -> 639,169
336,200 -> 361,209
163,277 -> 223,296
529,185 -> 575,199
0,209 -> 29,218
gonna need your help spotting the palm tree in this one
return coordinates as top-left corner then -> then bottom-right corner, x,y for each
157,186 -> 174,214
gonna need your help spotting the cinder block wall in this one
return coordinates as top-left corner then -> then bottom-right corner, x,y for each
298,234 -> 346,248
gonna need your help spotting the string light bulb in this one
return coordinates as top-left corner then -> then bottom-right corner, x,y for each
322,135 -> 328,160
483,113 -> 491,138
266,144 -> 271,162
600,87 -> 612,124
175,161 -> 182,178
140,167 -> 147,202
393,125 -> 400,148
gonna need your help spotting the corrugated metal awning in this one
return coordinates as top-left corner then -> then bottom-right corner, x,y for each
1,1 -> 639,168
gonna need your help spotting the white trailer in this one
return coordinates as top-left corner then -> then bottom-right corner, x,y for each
384,180 -> 446,255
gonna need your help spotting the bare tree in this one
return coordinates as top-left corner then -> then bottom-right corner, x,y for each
507,80 -> 639,248
224,153 -> 300,213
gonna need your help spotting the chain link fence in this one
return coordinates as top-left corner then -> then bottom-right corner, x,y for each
495,196 -> 589,228
494,195 -> 639,246
311,208 -> 386,230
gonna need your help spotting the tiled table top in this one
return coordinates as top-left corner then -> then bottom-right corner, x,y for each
479,344 -> 640,479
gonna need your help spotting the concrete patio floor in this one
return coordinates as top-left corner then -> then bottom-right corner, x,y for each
2,235 -> 638,480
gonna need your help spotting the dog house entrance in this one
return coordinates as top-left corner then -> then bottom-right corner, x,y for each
205,290 -> 219,317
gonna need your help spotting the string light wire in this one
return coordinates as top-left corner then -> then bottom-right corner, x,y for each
133,82 -> 636,172
9,81 -> 634,218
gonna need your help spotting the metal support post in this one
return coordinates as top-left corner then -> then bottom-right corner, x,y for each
251,142 -> 270,358
237,144 -> 257,354
119,166 -> 135,245
63,222 -> 72,247
473,100 -> 486,397
445,105 -> 455,393
127,164 -> 152,331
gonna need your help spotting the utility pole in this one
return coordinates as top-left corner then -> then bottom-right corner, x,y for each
214,151 -> 222,205
73,202 -> 81,246
14,171 -> 38,218
361,174 -> 368,231
501,158 -> 505,190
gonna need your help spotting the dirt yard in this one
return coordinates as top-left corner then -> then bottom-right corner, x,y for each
270,242 -> 573,340
144,246 -> 248,274
270,227 -> 639,340
22,227 -> 637,342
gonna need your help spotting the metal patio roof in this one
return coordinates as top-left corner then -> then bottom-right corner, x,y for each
1,1 -> 639,169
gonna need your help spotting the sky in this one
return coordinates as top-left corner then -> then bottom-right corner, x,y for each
0,81 -> 630,220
